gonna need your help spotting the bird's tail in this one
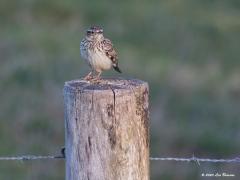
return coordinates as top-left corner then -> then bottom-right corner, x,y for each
113,65 -> 122,73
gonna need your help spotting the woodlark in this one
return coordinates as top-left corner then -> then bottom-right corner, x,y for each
80,26 -> 121,80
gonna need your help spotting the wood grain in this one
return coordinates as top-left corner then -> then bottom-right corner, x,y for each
64,79 -> 149,180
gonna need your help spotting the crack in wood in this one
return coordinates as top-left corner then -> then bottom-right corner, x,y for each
109,86 -> 116,118
90,86 -> 94,126
108,85 -> 117,149
64,79 -> 149,180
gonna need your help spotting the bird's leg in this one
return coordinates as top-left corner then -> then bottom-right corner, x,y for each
96,71 -> 102,80
83,71 -> 93,80
91,71 -> 102,83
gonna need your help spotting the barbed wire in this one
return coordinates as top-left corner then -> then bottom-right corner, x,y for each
150,156 -> 240,165
0,153 -> 240,165
0,148 -> 65,161
0,155 -> 64,161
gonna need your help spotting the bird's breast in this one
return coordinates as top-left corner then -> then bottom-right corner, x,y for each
88,50 -> 112,71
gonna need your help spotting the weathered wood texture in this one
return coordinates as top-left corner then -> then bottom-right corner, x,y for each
64,79 -> 149,180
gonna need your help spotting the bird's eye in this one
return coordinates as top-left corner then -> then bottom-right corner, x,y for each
87,31 -> 94,35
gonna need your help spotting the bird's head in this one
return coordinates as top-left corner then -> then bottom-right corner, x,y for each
86,26 -> 104,40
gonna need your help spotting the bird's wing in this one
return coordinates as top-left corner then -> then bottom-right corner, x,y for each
102,38 -> 118,65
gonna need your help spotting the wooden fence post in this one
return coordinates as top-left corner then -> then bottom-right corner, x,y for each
64,79 -> 149,180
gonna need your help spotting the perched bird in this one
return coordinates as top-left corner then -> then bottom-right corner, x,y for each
80,26 -> 121,80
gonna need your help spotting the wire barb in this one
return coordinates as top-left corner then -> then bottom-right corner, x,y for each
1,151 -> 240,165
0,155 -> 64,161
150,156 -> 240,164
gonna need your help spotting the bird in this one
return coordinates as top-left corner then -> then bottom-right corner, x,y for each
80,26 -> 121,80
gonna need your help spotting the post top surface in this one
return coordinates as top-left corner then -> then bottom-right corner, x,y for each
64,78 -> 148,91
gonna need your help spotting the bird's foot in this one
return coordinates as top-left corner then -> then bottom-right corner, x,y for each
83,73 -> 93,81
90,76 -> 102,84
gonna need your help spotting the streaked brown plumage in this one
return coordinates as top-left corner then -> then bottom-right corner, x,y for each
80,26 -> 121,80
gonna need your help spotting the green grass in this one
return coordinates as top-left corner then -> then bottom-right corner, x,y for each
0,0 -> 240,179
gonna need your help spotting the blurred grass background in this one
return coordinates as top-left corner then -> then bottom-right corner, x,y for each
0,0 -> 240,179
